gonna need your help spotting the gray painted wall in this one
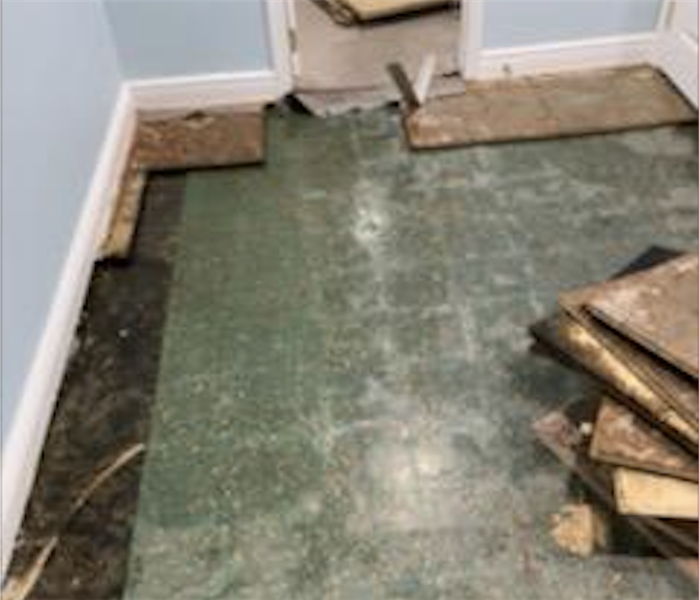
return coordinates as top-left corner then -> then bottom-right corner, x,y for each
1,0 -> 122,442
484,0 -> 663,48
104,0 -> 272,79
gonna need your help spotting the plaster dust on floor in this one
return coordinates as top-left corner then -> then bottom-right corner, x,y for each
119,109 -> 697,600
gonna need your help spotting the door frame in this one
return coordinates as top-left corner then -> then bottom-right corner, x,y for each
265,0 -> 295,96
654,0 -> 698,106
460,0 -> 484,79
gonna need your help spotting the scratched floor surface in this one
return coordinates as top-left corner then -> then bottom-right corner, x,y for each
124,111 -> 698,600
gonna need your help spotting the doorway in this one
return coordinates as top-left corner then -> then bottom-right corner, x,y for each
285,0 -> 465,114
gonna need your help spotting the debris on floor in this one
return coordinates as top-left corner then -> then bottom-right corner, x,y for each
100,107 -> 265,261
550,503 -> 609,558
313,0 -> 453,26
531,248 -> 699,583
2,444 -> 145,600
404,66 -> 697,150
294,73 -> 464,117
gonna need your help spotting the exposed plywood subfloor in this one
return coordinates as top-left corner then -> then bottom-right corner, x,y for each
406,66 -> 697,149
296,0 -> 460,89
100,108 -> 265,261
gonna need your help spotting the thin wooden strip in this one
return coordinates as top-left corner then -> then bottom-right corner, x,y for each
136,108 -> 265,171
588,254 -> 699,379
99,158 -> 147,261
614,468 -> 699,520
590,398 -> 698,483
387,63 -> 421,110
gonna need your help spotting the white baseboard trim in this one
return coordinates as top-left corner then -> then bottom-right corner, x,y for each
476,33 -> 658,80
128,69 -> 288,112
0,87 -> 137,580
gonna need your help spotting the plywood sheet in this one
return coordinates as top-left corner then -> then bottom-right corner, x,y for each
614,468 -> 699,520
590,398 -> 697,482
588,254 -> 699,379
342,0 -> 450,21
530,313 -> 698,450
561,273 -> 699,429
136,108 -> 265,171
405,66 -> 697,150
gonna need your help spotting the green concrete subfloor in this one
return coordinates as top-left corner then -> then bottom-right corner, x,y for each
124,110 -> 698,600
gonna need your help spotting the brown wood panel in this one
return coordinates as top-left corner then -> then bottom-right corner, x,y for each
136,108 -> 265,171
614,468 -> 699,520
588,254 -> 699,379
531,313 -> 698,450
405,66 -> 697,150
560,274 -> 699,429
590,398 -> 697,483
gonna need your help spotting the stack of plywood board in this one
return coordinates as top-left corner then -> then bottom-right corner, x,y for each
530,248 -> 699,583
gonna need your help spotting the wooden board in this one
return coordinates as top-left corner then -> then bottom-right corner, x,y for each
614,468 -> 699,520
560,275 -> 699,429
590,398 -> 698,482
405,66 -> 697,150
99,158 -> 147,261
341,0 -> 450,21
136,108 -> 265,171
100,108 -> 265,261
534,405 -> 699,556
588,254 -> 699,379
530,313 -> 698,450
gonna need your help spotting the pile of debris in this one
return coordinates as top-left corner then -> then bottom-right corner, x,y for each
530,248 -> 698,582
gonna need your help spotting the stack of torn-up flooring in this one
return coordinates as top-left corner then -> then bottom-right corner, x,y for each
530,248 -> 699,583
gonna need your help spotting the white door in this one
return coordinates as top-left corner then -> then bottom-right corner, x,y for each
657,0 -> 698,107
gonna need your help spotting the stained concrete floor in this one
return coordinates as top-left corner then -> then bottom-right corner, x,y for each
123,111 -> 698,600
